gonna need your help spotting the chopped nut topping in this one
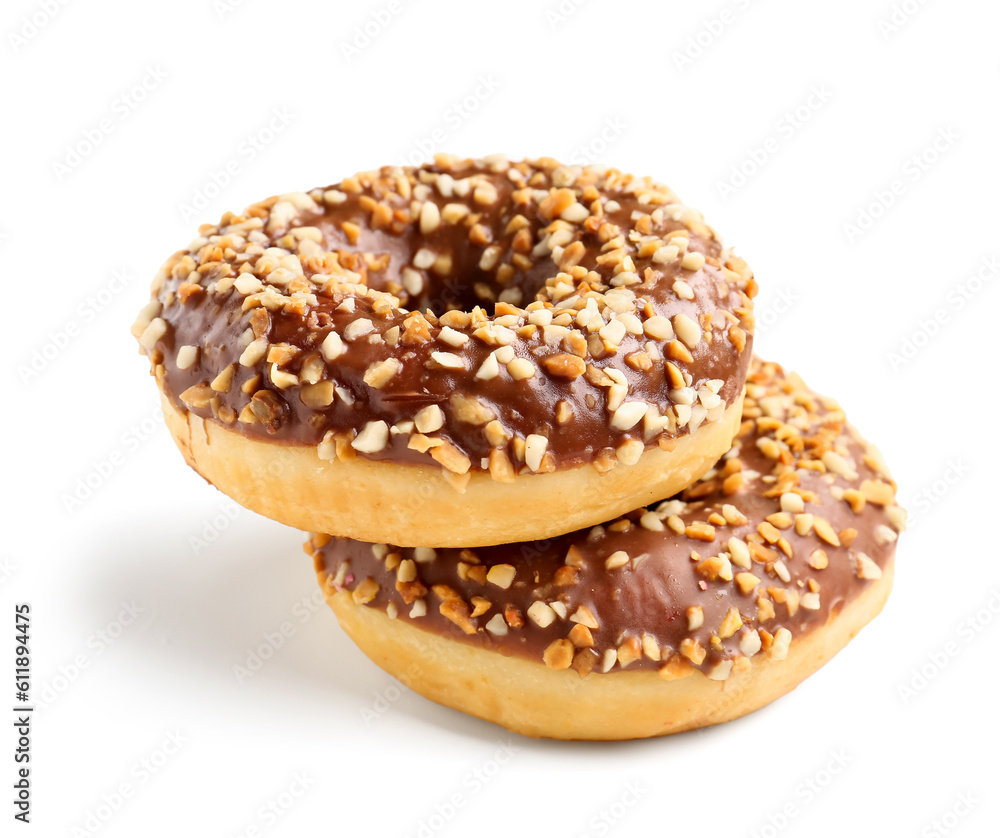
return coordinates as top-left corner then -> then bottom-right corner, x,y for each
414,404 -> 445,433
363,358 -> 402,389
430,351 -> 465,370
570,606 -> 599,629
718,607 -> 743,639
506,357 -> 535,380
524,434 -> 548,472
611,402 -> 647,431
320,331 -> 344,362
429,441 -> 471,474
543,639 -> 574,670
852,552 -> 882,580
527,601 -> 557,628
540,353 -> 586,378
659,655 -> 694,680
812,518 -> 841,547
351,421 -> 389,453
352,578 -> 379,605
860,479 -> 895,506
439,598 -> 477,635
485,613 -> 508,635
768,628 -> 792,661
685,522 -> 716,542
617,636 -> 642,669
449,393 -> 495,426
679,638 -> 706,665
486,564 -> 516,589
176,345 -> 199,370
604,551 -> 630,571
735,571 -> 761,595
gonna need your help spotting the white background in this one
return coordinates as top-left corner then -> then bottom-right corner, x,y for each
3,0 -> 998,835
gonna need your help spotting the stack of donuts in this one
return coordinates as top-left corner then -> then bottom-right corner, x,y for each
133,155 -> 904,739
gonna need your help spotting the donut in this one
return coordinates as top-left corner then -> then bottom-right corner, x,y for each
133,155 -> 756,547
309,359 -> 905,740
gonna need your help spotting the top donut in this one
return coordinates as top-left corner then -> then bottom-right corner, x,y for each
134,155 -> 758,545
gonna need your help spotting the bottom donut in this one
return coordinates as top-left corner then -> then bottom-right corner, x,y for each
318,569 -> 892,740
308,359 -> 905,740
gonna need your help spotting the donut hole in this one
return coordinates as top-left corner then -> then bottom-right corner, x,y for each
397,261 -> 554,317
409,273 -> 494,316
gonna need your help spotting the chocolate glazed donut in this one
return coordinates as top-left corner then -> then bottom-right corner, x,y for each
133,155 -> 756,546
310,359 -> 905,739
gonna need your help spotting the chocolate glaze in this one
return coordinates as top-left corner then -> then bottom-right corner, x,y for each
311,360 -> 903,676
138,157 -> 755,472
